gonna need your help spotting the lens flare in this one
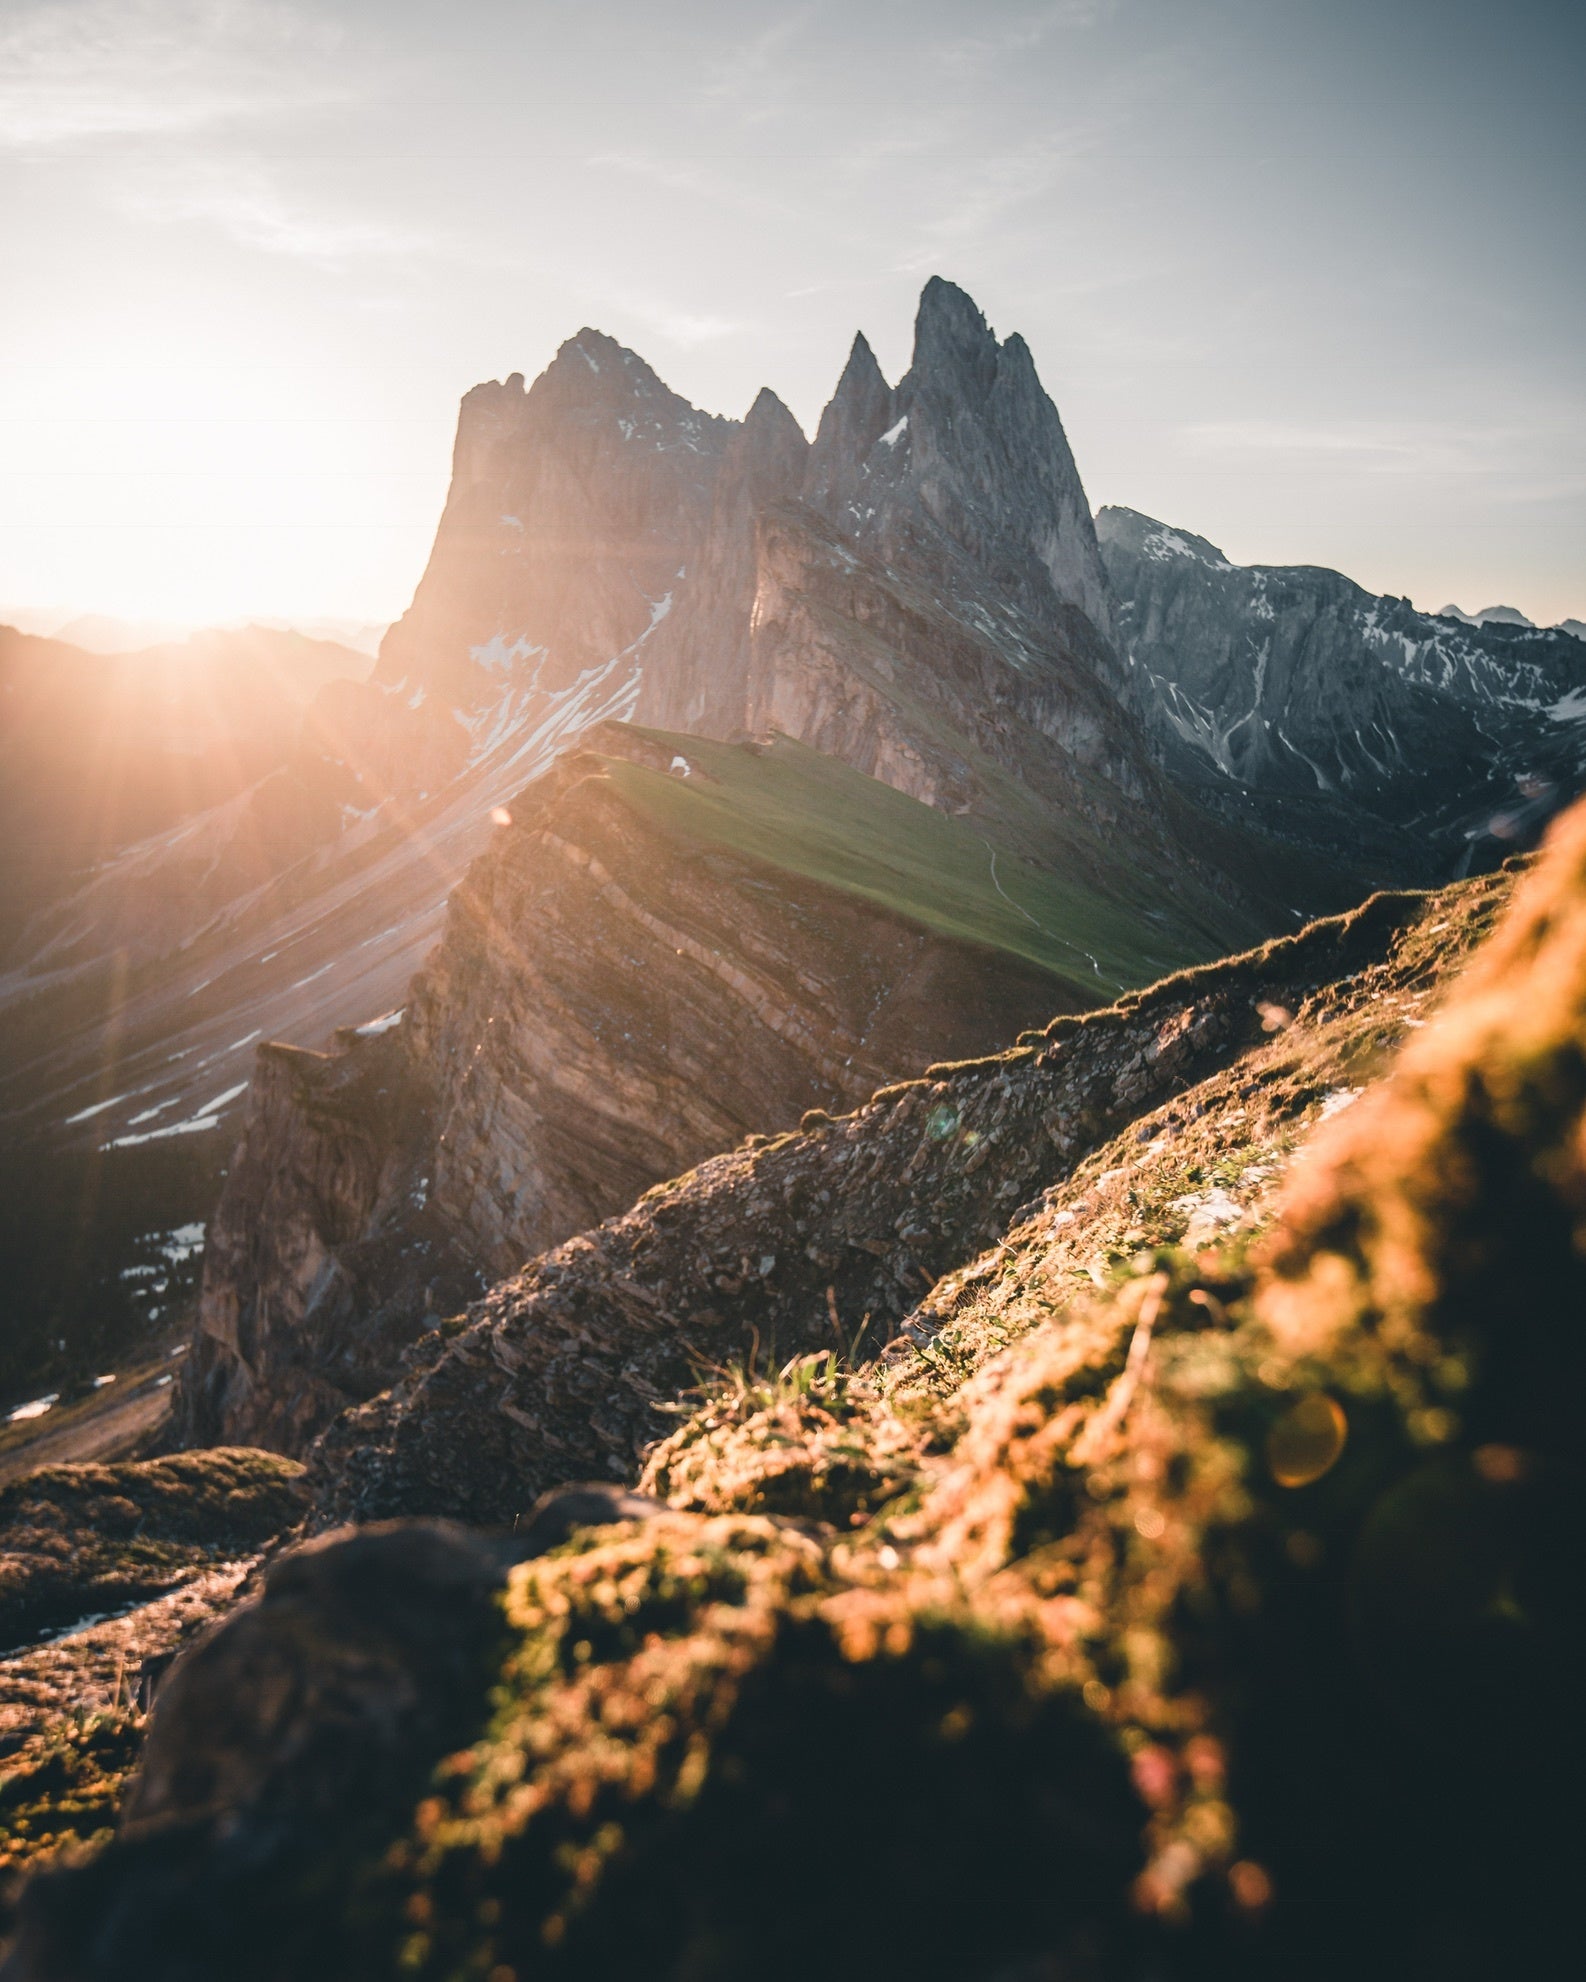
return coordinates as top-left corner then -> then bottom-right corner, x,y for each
1266,1392 -> 1348,1487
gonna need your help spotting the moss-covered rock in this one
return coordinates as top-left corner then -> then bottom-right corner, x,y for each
0,1449 -> 307,1653
0,1715 -> 141,1892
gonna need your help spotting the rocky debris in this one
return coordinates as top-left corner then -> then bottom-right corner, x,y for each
307,877 -> 1492,1531
180,725 -> 1093,1455
1099,503 -> 1586,875
0,1566 -> 253,1750
0,1451 -> 306,1653
0,1566 -> 255,1896
9,810 -> 1584,1976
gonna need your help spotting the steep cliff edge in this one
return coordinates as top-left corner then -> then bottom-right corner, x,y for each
310,860 -> 1509,1529
637,282 -> 1248,909
182,722 -> 1171,1453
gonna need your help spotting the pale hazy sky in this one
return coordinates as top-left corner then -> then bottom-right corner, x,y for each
1,0 -> 1581,628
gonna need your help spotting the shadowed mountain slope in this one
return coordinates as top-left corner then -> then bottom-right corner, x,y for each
1100,504 -> 1586,876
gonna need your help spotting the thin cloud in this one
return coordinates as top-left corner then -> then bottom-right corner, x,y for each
0,0 -> 352,150
893,131 -> 1095,273
594,283 -> 746,348
588,148 -> 809,229
1179,420 -> 1505,474
115,160 -> 428,263
1179,418 -> 1586,507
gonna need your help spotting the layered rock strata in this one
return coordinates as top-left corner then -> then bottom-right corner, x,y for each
180,727 -> 1093,1452
310,870 -> 1498,1529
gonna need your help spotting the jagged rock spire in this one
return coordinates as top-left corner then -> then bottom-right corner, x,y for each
803,332 -> 895,517
796,280 -> 1118,647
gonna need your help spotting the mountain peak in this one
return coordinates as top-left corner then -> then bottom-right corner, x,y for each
744,385 -> 806,447
913,274 -> 997,377
805,331 -> 895,515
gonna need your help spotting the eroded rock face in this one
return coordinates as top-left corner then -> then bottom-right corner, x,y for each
179,1033 -> 481,1453
336,331 -> 737,792
309,881 -> 1450,1530
181,727 -> 1086,1453
640,279 -> 1167,845
1100,504 -> 1586,873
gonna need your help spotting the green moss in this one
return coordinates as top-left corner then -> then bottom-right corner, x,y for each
0,1448 -> 306,1647
0,1712 -> 142,1904
372,1515 -> 1142,1981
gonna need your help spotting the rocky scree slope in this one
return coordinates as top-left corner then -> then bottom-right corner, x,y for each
9,810 -> 1584,1977
1100,504 -> 1586,877
180,721 -> 1139,1454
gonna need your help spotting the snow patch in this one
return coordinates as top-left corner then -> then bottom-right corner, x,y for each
1549,686 -> 1586,724
158,1223 -> 206,1263
469,633 -> 547,675
7,1394 -> 59,1424
106,1084 -> 248,1150
63,1094 -> 127,1126
878,416 -> 908,447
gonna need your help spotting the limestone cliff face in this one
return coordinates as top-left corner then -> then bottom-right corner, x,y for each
632,388 -> 810,738
180,1032 -> 481,1452
316,331 -> 738,800
640,280 -> 1143,831
181,727 -> 1086,1451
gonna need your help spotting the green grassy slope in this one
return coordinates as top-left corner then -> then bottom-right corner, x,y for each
601,728 -> 1253,998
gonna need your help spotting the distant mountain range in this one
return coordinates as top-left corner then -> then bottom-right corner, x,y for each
0,610 -> 389,657
1438,601 -> 1586,640
1100,508 -> 1586,876
4,277 -> 1584,1421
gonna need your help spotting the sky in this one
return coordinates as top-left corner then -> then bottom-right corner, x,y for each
0,0 -> 1581,630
